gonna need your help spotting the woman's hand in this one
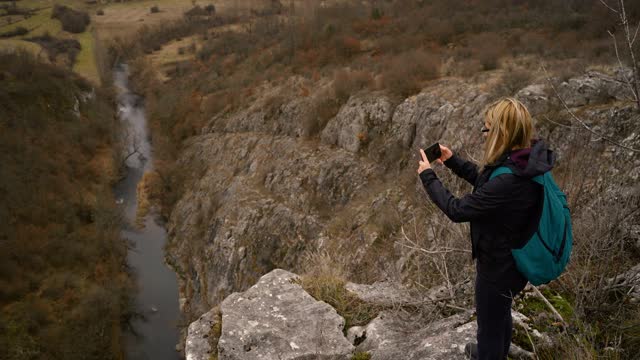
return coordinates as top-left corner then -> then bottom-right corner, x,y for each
435,144 -> 453,164
417,149 -> 431,174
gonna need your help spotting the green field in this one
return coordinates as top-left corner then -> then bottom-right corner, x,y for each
0,0 -> 100,84
0,8 -> 62,37
73,26 -> 100,84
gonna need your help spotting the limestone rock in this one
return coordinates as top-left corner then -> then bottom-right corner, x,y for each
217,269 -> 355,360
607,263 -> 640,302
345,280 -> 419,306
516,83 -> 551,116
557,70 -> 630,108
321,94 -> 393,153
353,309 -> 534,360
185,307 -> 220,360
355,310 -> 477,360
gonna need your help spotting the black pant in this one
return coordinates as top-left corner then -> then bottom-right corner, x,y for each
475,274 -> 527,360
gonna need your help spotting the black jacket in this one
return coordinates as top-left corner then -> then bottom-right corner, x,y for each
419,140 -> 556,290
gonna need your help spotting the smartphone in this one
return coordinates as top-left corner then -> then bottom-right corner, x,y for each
424,142 -> 442,163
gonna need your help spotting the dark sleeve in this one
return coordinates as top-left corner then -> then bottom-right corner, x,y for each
443,153 -> 479,186
419,169 -> 515,223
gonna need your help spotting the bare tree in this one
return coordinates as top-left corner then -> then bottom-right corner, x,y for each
121,125 -> 142,167
600,0 -> 640,111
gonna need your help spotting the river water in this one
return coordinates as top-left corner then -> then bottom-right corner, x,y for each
113,63 -> 181,360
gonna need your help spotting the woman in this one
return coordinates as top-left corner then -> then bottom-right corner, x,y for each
416,97 -> 556,360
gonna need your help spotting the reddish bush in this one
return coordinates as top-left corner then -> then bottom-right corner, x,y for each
336,35 -> 362,58
380,50 -> 440,97
332,68 -> 373,101
467,33 -> 506,71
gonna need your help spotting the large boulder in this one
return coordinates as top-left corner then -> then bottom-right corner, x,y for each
217,269 -> 355,360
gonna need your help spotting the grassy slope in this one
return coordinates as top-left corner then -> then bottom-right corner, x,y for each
0,51 -> 131,360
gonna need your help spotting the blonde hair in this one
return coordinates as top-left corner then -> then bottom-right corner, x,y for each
482,97 -> 533,166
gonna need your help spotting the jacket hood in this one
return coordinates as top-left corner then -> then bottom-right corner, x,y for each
507,139 -> 555,178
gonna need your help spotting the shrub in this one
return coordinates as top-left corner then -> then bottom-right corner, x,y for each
352,352 -> 372,360
296,252 -> 381,331
26,33 -> 81,67
371,7 -> 383,20
332,68 -> 373,102
51,5 -> 90,34
468,32 -> 505,71
150,5 -> 159,14
380,50 -> 440,97
0,26 -> 28,38
302,90 -> 342,137
427,18 -> 457,45
96,9 -> 104,16
490,67 -> 532,98
184,5 -> 208,18
335,35 -> 361,58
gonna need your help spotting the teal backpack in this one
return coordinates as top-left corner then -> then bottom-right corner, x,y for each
490,166 -> 573,286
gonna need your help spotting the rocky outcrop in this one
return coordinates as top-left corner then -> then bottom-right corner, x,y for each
217,269 -> 354,359
557,69 -> 632,108
321,93 -> 394,154
352,310 -> 476,360
186,269 -> 543,360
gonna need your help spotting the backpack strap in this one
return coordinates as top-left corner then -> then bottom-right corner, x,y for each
491,166 -> 546,186
489,166 -> 513,179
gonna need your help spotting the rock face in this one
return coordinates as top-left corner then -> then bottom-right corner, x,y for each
166,65 -> 640,342
217,269 -> 354,360
321,93 -> 394,154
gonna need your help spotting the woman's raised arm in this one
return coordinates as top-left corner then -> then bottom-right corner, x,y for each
439,145 -> 479,186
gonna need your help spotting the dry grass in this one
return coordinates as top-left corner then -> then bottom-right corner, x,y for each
93,0 -> 270,42
0,38 -> 45,57
296,250 -> 382,331
93,0 -> 194,41
144,34 -> 203,82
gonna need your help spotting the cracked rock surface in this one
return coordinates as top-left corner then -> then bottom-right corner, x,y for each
217,269 -> 354,360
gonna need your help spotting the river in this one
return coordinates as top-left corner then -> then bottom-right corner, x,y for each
113,63 -> 181,360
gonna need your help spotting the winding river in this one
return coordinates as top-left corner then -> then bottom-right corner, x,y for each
113,63 -> 181,360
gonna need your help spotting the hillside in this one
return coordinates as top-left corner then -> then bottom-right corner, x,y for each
115,0 -> 640,358
2,0 -> 640,359
0,51 -> 132,359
